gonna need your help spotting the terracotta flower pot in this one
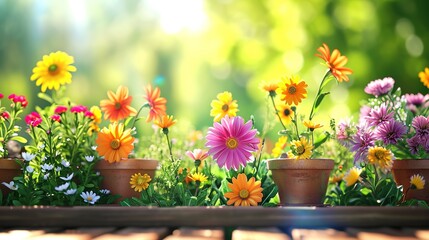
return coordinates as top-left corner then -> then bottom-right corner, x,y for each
0,158 -> 21,196
267,158 -> 334,206
392,159 -> 429,203
95,158 -> 158,202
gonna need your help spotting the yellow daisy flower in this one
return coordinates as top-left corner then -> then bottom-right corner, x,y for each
210,91 -> 238,122
290,137 -> 313,159
88,106 -> 102,135
303,120 -> 323,131
224,173 -> 263,206
367,146 -> 393,173
277,103 -> 294,125
278,75 -> 308,106
190,172 -> 208,185
329,173 -> 344,184
410,174 -> 425,190
272,136 -> 287,158
343,166 -> 362,187
130,173 -> 151,192
30,51 -> 77,92
419,67 -> 429,89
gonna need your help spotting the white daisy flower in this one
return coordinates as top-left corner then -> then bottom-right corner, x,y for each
60,173 -> 74,181
91,146 -> 97,150
55,182 -> 70,191
22,152 -> 36,162
43,173 -> 50,180
100,189 -> 110,194
26,166 -> 34,173
84,156 -> 94,162
2,181 -> 18,190
41,163 -> 54,172
61,160 -> 70,167
64,189 -> 77,195
80,191 -> 100,205
55,167 -> 62,172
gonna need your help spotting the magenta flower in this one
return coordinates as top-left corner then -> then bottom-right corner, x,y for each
337,118 -> 355,147
365,103 -> 394,127
364,77 -> 395,97
412,116 -> 429,138
405,93 -> 429,113
84,111 -> 94,118
205,116 -> 259,170
186,149 -> 209,161
375,120 -> 407,145
0,93 -> 3,99
351,123 -> 376,163
70,105 -> 87,113
25,112 -> 43,127
51,114 -> 61,122
55,106 -> 68,114
1,111 -> 10,120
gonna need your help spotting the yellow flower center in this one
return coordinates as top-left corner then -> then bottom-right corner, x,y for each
226,137 -> 238,149
222,104 -> 229,112
87,196 -> 93,201
114,102 -> 122,110
48,64 -> 59,74
374,150 -> 385,161
110,139 -> 121,150
296,145 -> 305,155
239,189 -> 249,199
288,85 -> 297,94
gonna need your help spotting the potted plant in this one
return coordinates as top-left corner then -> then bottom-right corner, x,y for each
263,43 -> 352,205
4,51 -> 114,205
334,74 -> 429,203
94,85 -> 165,202
0,93 -> 28,199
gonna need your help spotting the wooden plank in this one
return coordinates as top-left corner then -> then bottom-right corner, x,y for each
347,228 -> 419,240
93,227 -> 169,240
172,227 -> 224,239
291,228 -> 356,240
1,206 -> 429,228
233,227 -> 290,240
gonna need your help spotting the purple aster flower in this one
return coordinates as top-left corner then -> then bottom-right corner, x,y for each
407,136 -> 422,155
365,103 -> 394,127
205,116 -> 260,170
375,120 -> 407,145
405,93 -> 429,113
359,105 -> 371,124
364,77 -> 395,97
337,118 -> 355,147
351,123 -> 376,163
412,116 -> 429,138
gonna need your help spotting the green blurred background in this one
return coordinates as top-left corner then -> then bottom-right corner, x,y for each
1,0 -> 428,136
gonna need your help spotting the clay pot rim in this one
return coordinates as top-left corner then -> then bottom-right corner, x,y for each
95,158 -> 159,170
266,158 -> 334,170
0,158 -> 22,169
393,159 -> 429,169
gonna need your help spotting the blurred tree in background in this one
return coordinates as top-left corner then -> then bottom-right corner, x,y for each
1,0 -> 428,138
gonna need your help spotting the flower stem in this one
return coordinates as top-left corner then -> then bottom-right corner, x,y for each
309,70 -> 331,121
164,131 -> 174,162
269,95 -> 287,130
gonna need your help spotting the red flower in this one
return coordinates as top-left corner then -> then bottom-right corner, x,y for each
51,114 -> 61,122
1,111 -> 10,120
0,93 -> 3,99
55,106 -> 68,114
84,111 -> 94,118
70,105 -> 88,113
25,112 -> 43,127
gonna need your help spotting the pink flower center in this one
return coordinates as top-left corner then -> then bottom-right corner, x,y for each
226,137 -> 238,149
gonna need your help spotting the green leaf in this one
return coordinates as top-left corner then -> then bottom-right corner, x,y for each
10,136 -> 27,143
37,92 -> 53,104
313,92 -> 330,112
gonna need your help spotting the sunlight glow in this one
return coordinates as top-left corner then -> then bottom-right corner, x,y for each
144,0 -> 207,34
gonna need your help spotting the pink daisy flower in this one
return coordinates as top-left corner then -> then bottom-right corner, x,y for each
186,149 -> 209,161
205,116 -> 260,170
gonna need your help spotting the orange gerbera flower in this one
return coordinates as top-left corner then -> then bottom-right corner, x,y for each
100,86 -> 137,122
95,122 -> 135,163
418,67 -> 429,89
155,115 -> 177,129
224,173 -> 263,207
144,85 -> 167,122
278,76 -> 308,106
260,80 -> 278,97
303,120 -> 323,131
316,43 -> 352,82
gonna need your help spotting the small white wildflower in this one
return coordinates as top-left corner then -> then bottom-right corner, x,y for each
41,163 -> 54,172
60,173 -> 74,181
39,144 -> 45,149
41,156 -> 47,162
0,148 -> 4,153
22,152 -> 37,162
85,156 -> 94,162
80,191 -> 100,205
96,171 -> 100,176
11,133 -> 18,137
61,160 -> 70,168
100,189 -> 110,194
26,166 -> 34,173
55,182 -> 70,191
2,181 -> 18,190
55,166 -> 62,172
43,173 -> 50,180
91,146 -> 97,150
64,189 -> 77,195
